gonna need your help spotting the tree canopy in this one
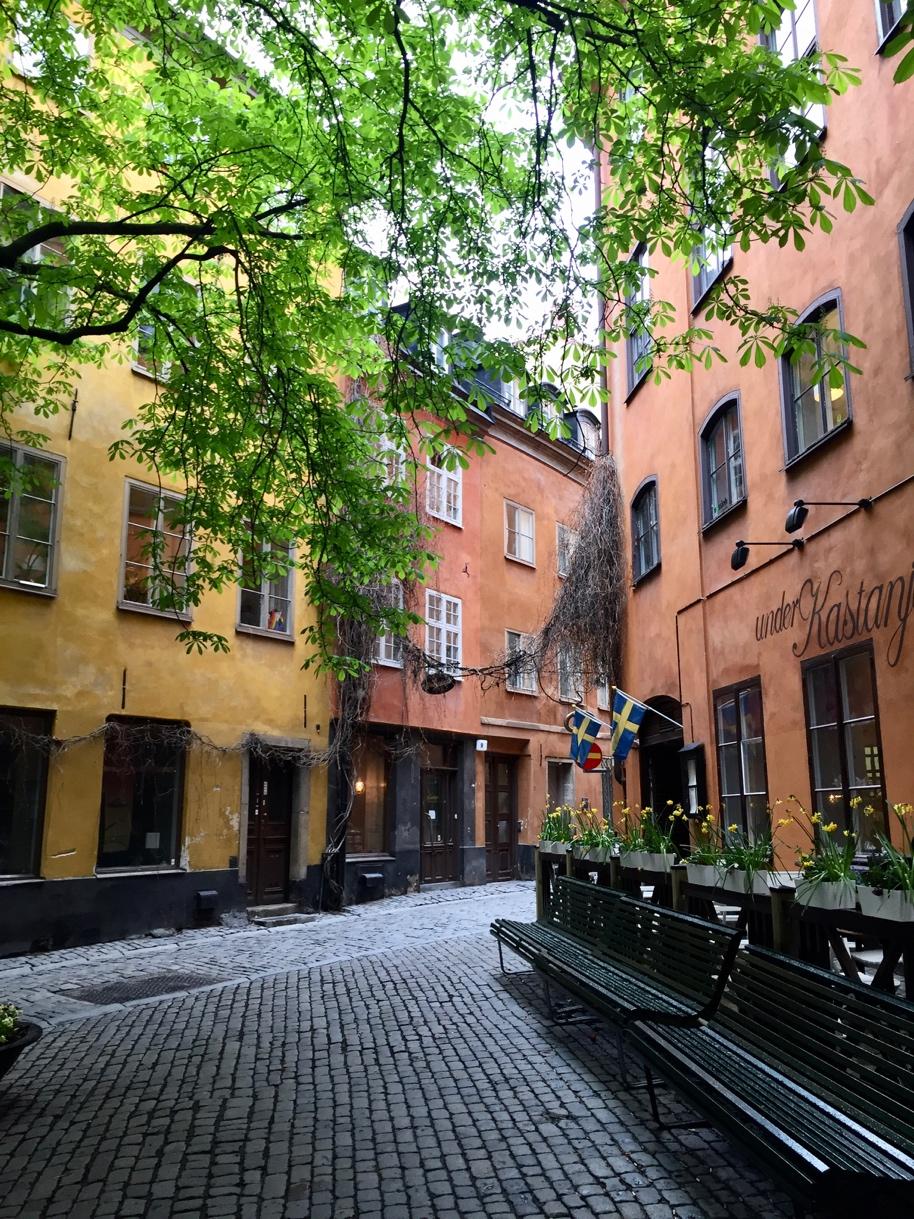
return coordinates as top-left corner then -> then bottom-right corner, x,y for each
0,0 -> 895,673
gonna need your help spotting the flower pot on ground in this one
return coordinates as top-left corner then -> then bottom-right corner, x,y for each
794,878 -> 857,910
857,886 -> 914,922
0,1010 -> 42,1085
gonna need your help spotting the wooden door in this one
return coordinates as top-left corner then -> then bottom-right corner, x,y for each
485,756 -> 516,880
420,768 -> 458,882
246,755 -> 294,904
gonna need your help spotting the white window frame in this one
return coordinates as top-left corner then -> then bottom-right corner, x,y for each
762,1 -> 826,172
505,630 -> 537,694
504,500 -> 535,566
558,646 -> 584,704
547,759 -> 575,807
425,452 -> 462,527
876,1 -> 906,45
556,523 -> 578,578
502,378 -> 524,416
236,533 -> 294,639
0,182 -> 70,324
425,589 -> 462,676
0,442 -> 63,595
596,677 -> 611,712
119,480 -> 192,619
374,581 -> 404,668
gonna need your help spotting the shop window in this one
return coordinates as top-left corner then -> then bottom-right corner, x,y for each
0,709 -> 51,877
425,451 -> 462,526
426,589 -> 461,675
803,643 -> 887,847
505,500 -> 535,565
0,443 -> 62,591
631,478 -> 660,582
238,531 -> 293,636
373,581 -> 404,667
625,244 -> 651,395
714,679 -> 769,841
900,201 -> 914,374
121,481 -> 192,614
700,398 -> 745,525
547,759 -> 575,808
97,719 -> 186,869
781,299 -> 849,462
556,523 -> 577,577
348,735 -> 390,855
506,630 -> 537,694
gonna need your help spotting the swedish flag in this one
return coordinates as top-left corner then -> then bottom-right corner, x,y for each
568,707 -> 603,768
610,689 -> 647,763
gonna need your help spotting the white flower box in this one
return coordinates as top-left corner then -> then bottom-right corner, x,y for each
581,846 -> 614,864
794,878 -> 856,910
620,849 -> 646,869
538,840 -> 570,856
685,862 -> 723,888
720,868 -> 774,897
857,886 -> 914,922
623,851 -> 675,874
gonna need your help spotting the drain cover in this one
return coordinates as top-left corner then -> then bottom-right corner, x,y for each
63,971 -> 227,1005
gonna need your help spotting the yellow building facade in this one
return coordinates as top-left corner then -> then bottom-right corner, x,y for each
0,179 -> 331,956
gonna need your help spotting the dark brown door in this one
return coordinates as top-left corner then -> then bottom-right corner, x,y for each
420,768 -> 458,882
485,757 -> 516,880
246,755 -> 294,904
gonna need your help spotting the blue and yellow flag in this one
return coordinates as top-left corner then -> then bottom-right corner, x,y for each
568,707 -> 603,768
610,689 -> 647,763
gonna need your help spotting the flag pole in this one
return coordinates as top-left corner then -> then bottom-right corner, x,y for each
612,687 -> 684,731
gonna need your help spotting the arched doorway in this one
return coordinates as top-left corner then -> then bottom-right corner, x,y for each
638,696 -> 688,851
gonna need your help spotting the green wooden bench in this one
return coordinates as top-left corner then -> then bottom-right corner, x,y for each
629,945 -> 914,1215
490,876 -> 743,1077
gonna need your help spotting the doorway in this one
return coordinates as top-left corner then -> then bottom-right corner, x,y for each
638,697 -> 689,852
485,756 -> 517,881
420,765 -> 459,882
246,753 -> 294,905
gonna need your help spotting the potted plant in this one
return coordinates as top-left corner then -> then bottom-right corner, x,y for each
617,805 -> 647,869
574,805 -> 618,863
720,823 -> 775,896
857,802 -> 914,922
0,1004 -> 42,1084
630,807 -> 677,873
686,811 -> 726,887
793,809 -> 858,910
538,804 -> 576,855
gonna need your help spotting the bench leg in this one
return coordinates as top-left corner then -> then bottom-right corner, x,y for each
643,1065 -> 712,1132
496,938 -> 535,977
616,1028 -> 632,1088
542,976 -> 594,1025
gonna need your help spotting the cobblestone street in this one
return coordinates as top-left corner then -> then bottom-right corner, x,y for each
0,883 -> 792,1218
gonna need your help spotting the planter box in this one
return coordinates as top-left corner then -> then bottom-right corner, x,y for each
622,851 -> 674,873
720,868 -> 774,897
794,878 -> 857,910
620,850 -> 646,869
538,840 -> 570,856
0,1020 -> 42,1084
574,845 -> 614,864
685,862 -> 723,888
857,886 -> 914,922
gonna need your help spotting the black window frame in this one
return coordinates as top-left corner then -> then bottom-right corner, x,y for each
631,477 -> 660,584
780,293 -> 852,467
713,678 -> 770,842
899,199 -> 914,377
0,706 -> 52,877
625,244 -> 651,398
699,395 -> 746,529
801,640 -> 889,846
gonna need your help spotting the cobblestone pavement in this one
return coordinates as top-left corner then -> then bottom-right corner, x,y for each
0,882 -> 792,1218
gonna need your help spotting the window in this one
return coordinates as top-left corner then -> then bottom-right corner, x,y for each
631,479 -> 660,581
7,21 -> 93,78
0,183 -> 69,326
877,1 -> 906,43
596,677 -> 611,712
426,590 -> 461,674
556,524 -> 577,577
0,444 -> 61,592
547,760 -> 575,808
348,734 -> 390,855
121,483 -> 192,614
373,582 -> 404,667
379,445 -> 406,487
700,398 -> 745,525
0,709 -> 50,877
782,300 -> 849,462
900,203 -> 914,374
803,644 -> 887,848
505,500 -> 535,565
558,646 -> 583,703
426,452 -> 462,526
506,630 -> 537,694
625,244 -> 651,394
692,230 -> 731,305
238,532 -> 293,636
97,719 -> 186,869
762,1 -> 826,166
715,680 -> 769,841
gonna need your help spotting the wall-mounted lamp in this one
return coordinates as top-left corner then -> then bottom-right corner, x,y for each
731,537 -> 805,572
354,778 -> 365,795
785,497 -> 873,534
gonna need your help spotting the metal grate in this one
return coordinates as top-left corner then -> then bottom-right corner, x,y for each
63,971 -> 227,1005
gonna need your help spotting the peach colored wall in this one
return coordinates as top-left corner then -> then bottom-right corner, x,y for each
603,1 -> 914,854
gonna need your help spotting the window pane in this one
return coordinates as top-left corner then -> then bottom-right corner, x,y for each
746,796 -> 770,841
793,0 -> 817,56
844,720 -> 882,788
810,725 -> 842,793
719,742 -> 741,797
840,652 -> 875,721
128,486 -> 159,527
717,697 -> 737,744
11,537 -> 50,586
98,723 -> 184,868
0,711 -> 50,875
739,687 -> 762,739
17,495 -> 53,542
348,736 -> 388,854
722,794 -> 743,831
123,563 -> 152,604
240,587 -> 263,627
806,663 -> 837,727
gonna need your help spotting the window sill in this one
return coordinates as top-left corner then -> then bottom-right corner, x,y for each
701,496 -> 747,536
426,511 -> 463,528
784,418 -> 852,472
117,600 -> 193,623
131,363 -> 166,383
235,624 -> 295,644
625,367 -> 652,405
506,686 -> 537,696
374,658 -> 404,669
691,257 -> 733,315
632,560 -> 661,588
505,554 -> 536,569
0,579 -> 56,599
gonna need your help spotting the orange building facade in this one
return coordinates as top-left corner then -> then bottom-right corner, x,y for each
602,1 -> 914,860
331,393 -> 606,904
